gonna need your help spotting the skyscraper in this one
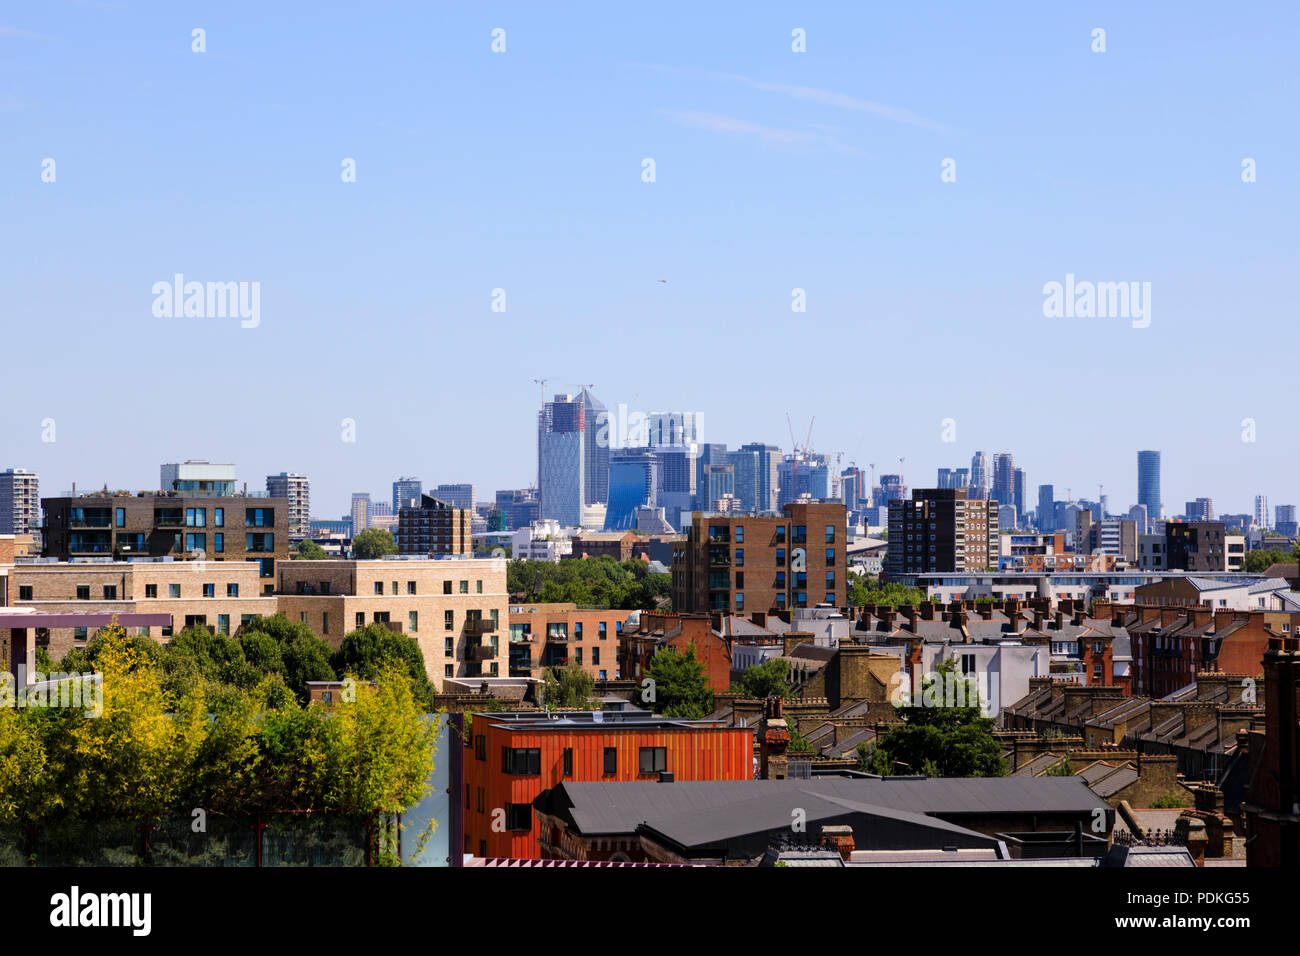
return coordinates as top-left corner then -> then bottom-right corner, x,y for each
992,453 -> 1015,507
647,411 -> 699,447
578,388 -> 609,506
1255,495 -> 1270,529
1037,484 -> 1054,531
392,477 -> 422,513
0,468 -> 40,536
1137,450 -> 1161,522
350,492 -> 372,537
969,452 -> 990,499
734,442 -> 781,513
1013,467 -> 1027,519
433,483 -> 476,513
937,467 -> 969,490
266,472 -> 310,540
604,447 -> 659,531
538,393 -> 586,526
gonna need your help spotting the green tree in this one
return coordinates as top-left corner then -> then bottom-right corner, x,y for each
330,623 -> 434,710
1244,548 -> 1290,574
865,658 -> 1004,777
238,614 -> 336,703
540,664 -> 599,709
644,645 -> 714,719
296,539 -> 330,559
737,658 -> 793,699
352,527 -> 398,559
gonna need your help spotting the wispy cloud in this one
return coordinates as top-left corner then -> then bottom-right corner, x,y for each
715,73 -> 945,132
0,25 -> 49,40
658,109 -> 860,153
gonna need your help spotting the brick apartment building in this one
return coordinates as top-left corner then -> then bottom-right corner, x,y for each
276,557 -> 509,690
463,710 -> 753,859
41,494 -> 289,591
507,603 -> 629,681
570,531 -> 637,563
886,488 -> 998,575
8,560 -> 277,660
395,494 -> 471,556
620,610 -> 734,690
1165,521 -> 1233,572
671,502 -> 847,615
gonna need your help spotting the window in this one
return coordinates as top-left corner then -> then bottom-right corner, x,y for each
214,508 -> 224,527
598,621 -> 607,640
103,585 -> 117,600
218,614 -> 230,635
592,647 -> 600,665
476,580 -> 483,593
145,583 -> 158,599
18,585 -> 32,601
639,747 -> 667,774
735,548 -> 744,567
826,524 -> 836,543
826,548 -> 835,563
776,548 -> 786,566
444,637 -> 454,656
502,747 -> 541,775
735,592 -> 744,611
227,583 -> 239,597
459,580 -> 469,594
603,747 -> 617,775
475,735 -> 486,761
408,611 -> 418,633
203,583 -> 215,598
355,612 -> 365,628
443,581 -> 452,594
574,621 -> 583,641
407,581 -> 416,595
563,748 -> 573,776
390,581 -> 398,596
575,647 -> 583,665
76,585 -> 90,600
373,582 -> 383,595
186,508 -> 206,528
185,533 -> 206,553
245,507 -> 274,527
735,525 -> 744,543
505,803 -> 532,832
213,533 -> 224,553
775,527 -> 786,544
322,612 -> 329,635
246,533 -> 274,553
115,508 -> 125,528
445,610 -> 455,630
74,627 -> 88,641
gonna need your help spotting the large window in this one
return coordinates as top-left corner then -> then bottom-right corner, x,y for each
505,803 -> 532,832
245,508 -> 274,527
186,508 -> 206,528
185,533 -> 206,553
638,747 -> 667,774
502,747 -> 541,775
603,747 -> 617,775
246,533 -> 275,553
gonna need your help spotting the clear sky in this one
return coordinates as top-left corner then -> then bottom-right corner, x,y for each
3,2 -> 1296,520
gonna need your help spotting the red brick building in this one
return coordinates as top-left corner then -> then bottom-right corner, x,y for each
507,603 -> 629,681
620,610 -> 733,690
463,711 -> 753,859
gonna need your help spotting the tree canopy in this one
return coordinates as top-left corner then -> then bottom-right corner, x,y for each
736,658 -> 793,699
644,644 -> 714,719
507,556 -> 670,609
352,528 -> 398,560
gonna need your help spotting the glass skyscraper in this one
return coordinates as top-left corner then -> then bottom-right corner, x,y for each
1137,450 -> 1161,522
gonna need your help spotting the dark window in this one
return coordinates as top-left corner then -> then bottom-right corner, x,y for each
475,735 -> 486,761
502,747 -> 541,775
76,585 -> 89,600
638,747 -> 667,774
603,747 -> 617,775
18,586 -> 32,601
103,585 -> 117,600
563,748 -> 573,776
505,803 -> 532,831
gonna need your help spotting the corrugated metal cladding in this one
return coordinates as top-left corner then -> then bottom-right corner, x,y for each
466,723 -> 754,859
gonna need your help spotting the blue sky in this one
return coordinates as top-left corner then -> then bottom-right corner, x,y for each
2,1 -> 1297,519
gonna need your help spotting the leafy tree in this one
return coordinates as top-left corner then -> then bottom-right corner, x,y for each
644,645 -> 714,719
786,716 -> 813,753
330,623 -> 433,710
737,658 -> 793,699
239,613 -> 336,702
1244,548 -> 1291,574
864,658 -> 1004,777
296,539 -> 330,559
847,575 -> 927,609
507,557 -> 667,610
352,527 -> 398,560
1046,756 -> 1074,776
540,664 -> 599,709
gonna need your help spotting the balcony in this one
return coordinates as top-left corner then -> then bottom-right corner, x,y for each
466,642 -> 495,661
466,618 -> 498,636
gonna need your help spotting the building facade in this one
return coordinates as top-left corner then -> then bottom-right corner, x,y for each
0,469 -> 40,537
265,472 -> 310,540
886,488 -> 998,576
395,494 -> 472,556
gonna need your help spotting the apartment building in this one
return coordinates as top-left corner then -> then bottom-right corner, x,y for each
886,488 -> 998,576
9,559 -> 276,660
464,711 -> 753,859
671,501 -> 847,615
265,473 -> 311,540
276,557 -> 508,690
510,520 -> 572,562
507,603 -> 629,680
395,494 -> 472,556
1165,521 -> 1234,572
41,494 -> 289,591
0,469 -> 40,537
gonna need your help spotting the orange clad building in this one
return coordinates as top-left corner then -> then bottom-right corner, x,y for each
463,711 -> 753,859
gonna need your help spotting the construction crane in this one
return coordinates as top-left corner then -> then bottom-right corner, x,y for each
533,378 -> 548,404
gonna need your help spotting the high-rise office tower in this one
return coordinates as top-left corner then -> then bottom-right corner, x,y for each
969,452 -> 990,499
1037,484 -> 1054,531
578,388 -> 609,506
937,467 -> 970,490
647,411 -> 699,448
433,483 -> 475,513
733,442 -> 781,513
1012,467 -> 1027,518
538,393 -> 587,526
392,477 -> 423,513
0,468 -> 40,536
1276,504 -> 1298,537
1137,450 -> 1161,522
1255,495 -> 1270,529
266,472 -> 311,540
350,492 -> 372,536
604,447 -> 660,531
992,453 -> 1015,507
694,443 -> 729,509
1185,498 -> 1214,522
